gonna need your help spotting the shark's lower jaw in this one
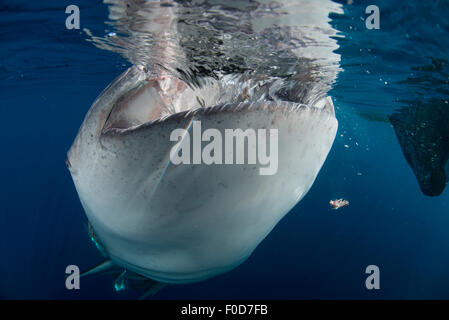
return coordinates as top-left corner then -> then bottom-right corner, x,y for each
69,66 -> 338,285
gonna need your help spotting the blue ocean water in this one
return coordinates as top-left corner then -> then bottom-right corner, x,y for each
1,0 -> 449,299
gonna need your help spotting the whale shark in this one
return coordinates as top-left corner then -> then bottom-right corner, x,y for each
67,0 -> 341,294
68,66 -> 337,283
389,99 -> 449,196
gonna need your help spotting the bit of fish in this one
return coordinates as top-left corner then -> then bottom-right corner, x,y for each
329,199 -> 349,210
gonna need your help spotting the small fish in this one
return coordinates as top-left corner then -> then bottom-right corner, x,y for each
329,199 -> 349,210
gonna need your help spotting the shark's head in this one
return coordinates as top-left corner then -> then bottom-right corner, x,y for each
68,0 -> 343,289
67,64 -> 338,284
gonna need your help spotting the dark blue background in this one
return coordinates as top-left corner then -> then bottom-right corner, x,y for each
1,0 -> 449,299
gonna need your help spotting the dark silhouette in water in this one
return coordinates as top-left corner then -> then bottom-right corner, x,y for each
389,99 -> 449,196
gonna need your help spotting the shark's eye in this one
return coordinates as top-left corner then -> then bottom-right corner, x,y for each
65,156 -> 72,170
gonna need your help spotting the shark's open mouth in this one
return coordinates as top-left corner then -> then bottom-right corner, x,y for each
101,66 -> 336,134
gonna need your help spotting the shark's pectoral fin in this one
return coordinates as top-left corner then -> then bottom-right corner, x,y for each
80,259 -> 118,278
139,282 -> 166,300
